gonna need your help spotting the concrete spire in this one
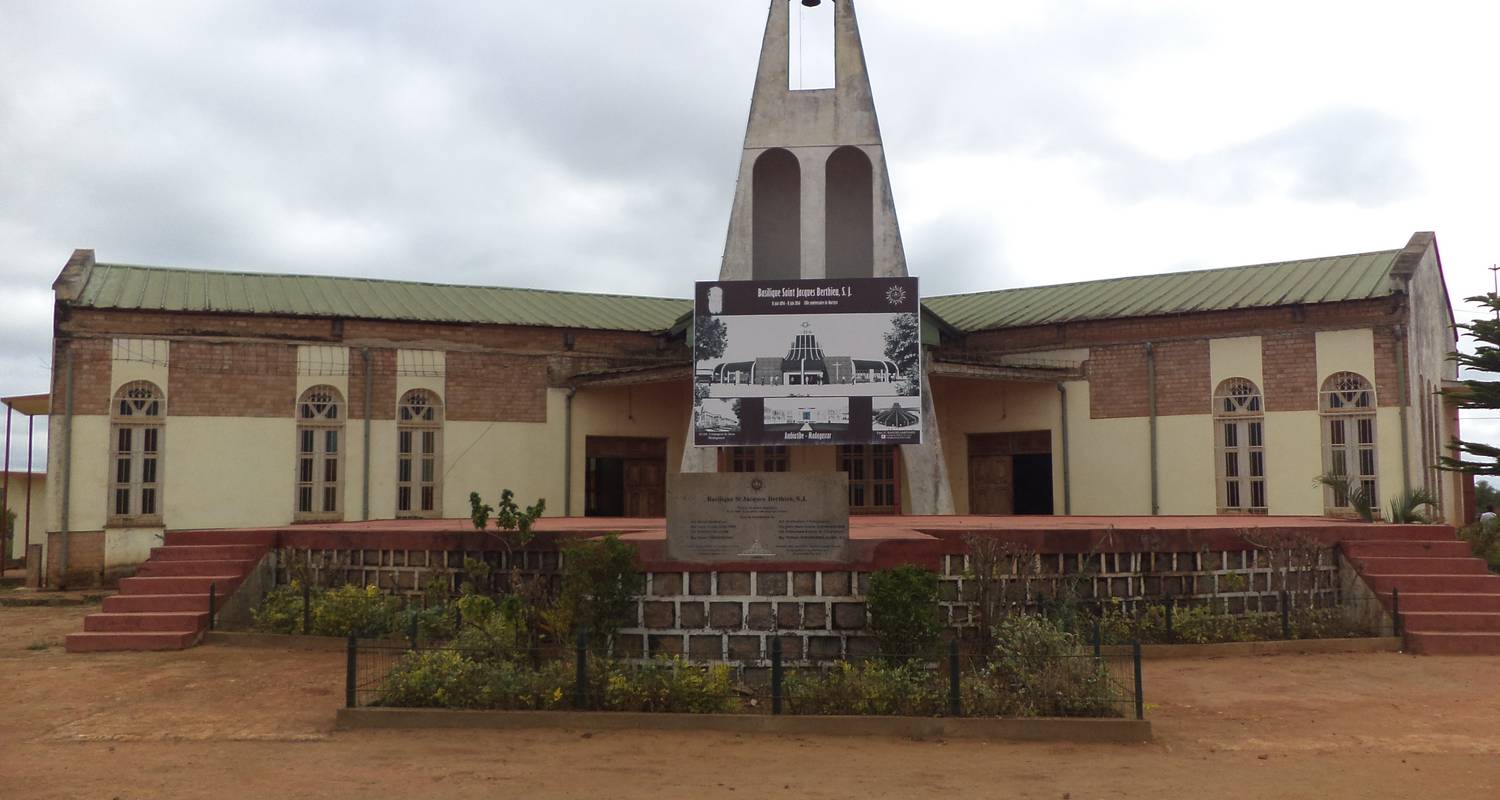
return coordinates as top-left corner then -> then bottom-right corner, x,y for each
719,0 -> 909,282
693,2 -> 954,515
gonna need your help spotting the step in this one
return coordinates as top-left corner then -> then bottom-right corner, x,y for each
1360,574 -> 1500,595
103,593 -> 213,613
83,611 -> 208,633
1400,611 -> 1500,634
1341,527 -> 1463,543
1406,631 -> 1500,656
1350,557 -> 1491,576
1386,593 -> 1500,613
149,544 -> 268,562
117,575 -> 242,596
162,530 -> 279,548
1343,540 -> 1476,559
65,630 -> 200,653
135,559 -> 259,578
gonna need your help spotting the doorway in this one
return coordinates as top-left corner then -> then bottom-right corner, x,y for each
585,437 -> 667,518
967,431 -> 1054,516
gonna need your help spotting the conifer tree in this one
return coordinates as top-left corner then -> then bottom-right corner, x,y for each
1441,294 -> 1500,475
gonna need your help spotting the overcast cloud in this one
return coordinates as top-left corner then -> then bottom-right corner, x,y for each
3,0 -> 1499,470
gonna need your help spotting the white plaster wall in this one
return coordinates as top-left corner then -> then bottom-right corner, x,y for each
163,417 -> 296,529
568,382 -> 690,517
110,339 -> 169,395
1063,382 -> 1152,515
104,527 -> 164,568
1156,415 -> 1217,515
931,377 -> 1064,515
1209,336 -> 1263,389
1262,411 -> 1324,515
444,399 -> 565,518
1315,329 -> 1377,387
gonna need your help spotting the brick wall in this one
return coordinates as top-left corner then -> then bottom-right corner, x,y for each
1261,331 -> 1318,411
1372,327 -> 1402,408
168,341 -> 298,417
1151,339 -> 1210,416
445,352 -> 548,423
1087,345 -> 1148,419
52,338 -> 112,415
348,348 -> 397,420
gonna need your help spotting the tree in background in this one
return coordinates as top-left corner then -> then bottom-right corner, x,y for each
883,312 -> 921,396
695,314 -> 728,362
1476,480 -> 1500,511
1442,294 -> 1500,478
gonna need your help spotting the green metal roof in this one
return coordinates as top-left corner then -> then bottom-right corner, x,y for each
72,246 -> 1405,337
922,249 -> 1403,333
75,263 -> 693,334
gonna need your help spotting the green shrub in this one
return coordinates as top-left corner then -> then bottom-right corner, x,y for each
312,584 -> 403,638
785,660 -> 945,716
556,534 -> 645,654
866,565 -> 942,660
378,650 -> 573,710
251,581 -> 308,634
985,614 -> 1119,717
1460,522 -> 1500,573
602,658 -> 738,714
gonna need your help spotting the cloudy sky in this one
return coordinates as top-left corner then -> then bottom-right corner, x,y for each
3,0 -> 1499,470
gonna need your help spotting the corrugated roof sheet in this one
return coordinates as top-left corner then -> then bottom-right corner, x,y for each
76,263 -> 693,333
922,250 -> 1403,332
72,247 -> 1404,336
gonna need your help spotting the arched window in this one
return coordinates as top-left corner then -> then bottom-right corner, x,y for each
397,390 -> 443,518
752,148 -> 801,280
110,381 -> 165,523
1320,372 -> 1377,510
295,386 -> 344,520
825,146 -> 874,279
1213,378 -> 1266,513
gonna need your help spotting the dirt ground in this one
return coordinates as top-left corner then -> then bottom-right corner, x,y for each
1,604 -> 1496,800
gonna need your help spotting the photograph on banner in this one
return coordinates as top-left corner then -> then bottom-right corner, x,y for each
692,277 -> 921,447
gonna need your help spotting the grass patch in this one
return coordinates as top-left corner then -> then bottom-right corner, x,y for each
24,641 -> 51,651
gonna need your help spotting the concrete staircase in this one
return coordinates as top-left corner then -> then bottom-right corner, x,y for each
65,530 -> 274,653
1343,532 -> 1500,655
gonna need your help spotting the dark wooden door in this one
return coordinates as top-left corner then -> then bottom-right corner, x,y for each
624,459 -> 666,517
969,454 -> 1014,515
585,437 -> 667,518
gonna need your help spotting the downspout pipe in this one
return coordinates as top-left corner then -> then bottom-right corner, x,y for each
1056,382 -> 1072,515
59,345 -> 75,586
1146,342 -> 1160,515
563,387 -> 577,517
361,347 -> 372,521
1394,325 -> 1411,496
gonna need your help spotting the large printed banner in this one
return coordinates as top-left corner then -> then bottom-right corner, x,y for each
693,277 -> 922,448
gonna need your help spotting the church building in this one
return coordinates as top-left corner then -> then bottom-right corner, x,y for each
35,1 -> 1464,584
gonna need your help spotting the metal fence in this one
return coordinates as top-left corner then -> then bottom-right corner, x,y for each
345,633 -> 1145,721
1085,589 -> 1395,647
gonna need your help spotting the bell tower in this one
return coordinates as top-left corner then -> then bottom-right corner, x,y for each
719,0 -> 908,282
688,0 -> 954,516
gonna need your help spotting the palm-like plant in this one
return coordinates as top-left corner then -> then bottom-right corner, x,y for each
1315,473 -> 1375,522
1387,488 -> 1439,524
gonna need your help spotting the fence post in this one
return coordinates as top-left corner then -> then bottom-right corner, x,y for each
1132,638 -> 1144,721
575,628 -> 588,710
345,635 -> 357,709
1092,618 -> 1102,659
454,603 -> 462,633
408,608 -> 419,650
1164,594 -> 1174,643
948,640 -> 961,717
1280,591 -> 1292,640
770,636 -> 783,715
1391,587 -> 1403,641
208,582 -> 217,631
302,581 -> 312,635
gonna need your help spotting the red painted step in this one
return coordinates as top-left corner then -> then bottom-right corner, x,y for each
148,544 -> 268,562
1343,540 -> 1475,559
1400,612 -> 1500,633
1360,574 -> 1500,595
1389,593 -> 1500,613
163,528 -> 279,546
83,611 -> 208,633
1407,632 -> 1500,655
103,593 -> 213,613
1348,557 -> 1492,576
66,631 -> 200,652
117,575 -> 243,596
135,559 -> 259,578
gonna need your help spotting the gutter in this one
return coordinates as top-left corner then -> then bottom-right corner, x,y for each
563,387 -> 578,516
1145,343 -> 1160,515
361,347 -> 372,521
59,344 -> 74,586
1056,382 -> 1072,515
1394,325 -> 1411,496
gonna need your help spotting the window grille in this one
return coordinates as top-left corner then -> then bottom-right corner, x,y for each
109,381 -> 165,524
1320,372 -> 1377,510
397,389 -> 443,518
839,444 -> 898,515
295,386 -> 344,520
1213,378 -> 1267,513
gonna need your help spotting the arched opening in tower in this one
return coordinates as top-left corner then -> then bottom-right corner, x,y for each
825,145 -> 873,279
752,147 -> 802,280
